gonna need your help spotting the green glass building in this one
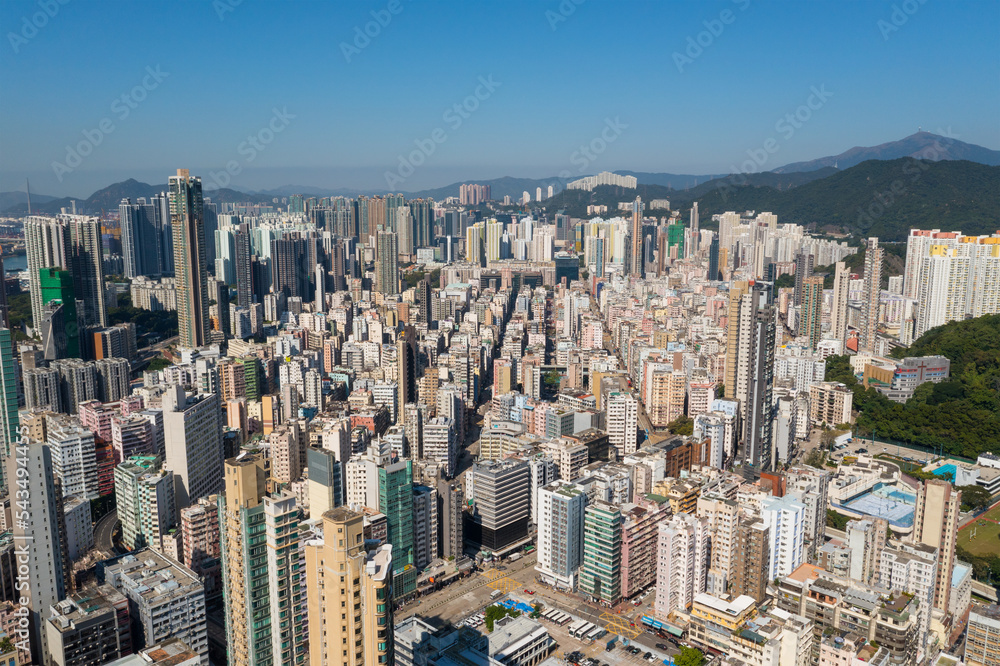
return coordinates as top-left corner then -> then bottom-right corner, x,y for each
667,222 -> 685,260
579,500 -> 623,604
379,459 -> 417,596
39,267 -> 79,358
0,328 -> 19,489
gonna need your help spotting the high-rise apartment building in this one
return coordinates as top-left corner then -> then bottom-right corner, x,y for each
423,416 -> 457,478
25,214 -> 107,332
120,198 -> 163,278
466,458 -> 530,552
730,517 -> 769,603
733,282 -> 776,475
45,586 -> 132,666
696,494 -> 740,597
162,385 -> 224,508
724,280 -> 751,393
760,495 -> 806,580
830,260 -> 850,345
655,513 -> 709,618
169,169 -> 210,349
105,549 -> 208,664
180,496 -> 222,596
800,275 -> 824,350
304,507 -> 394,666
379,459 -> 417,597
0,328 -> 18,488
606,392 -> 638,457
965,604 -> 1000,666
579,500 -> 622,604
220,454 -> 306,666
913,479 -> 961,612
115,455 -> 176,552
5,439 -> 67,665
793,252 -> 814,307
859,237 -> 883,352
536,482 -> 587,590
376,230 -> 399,296
629,197 -> 644,278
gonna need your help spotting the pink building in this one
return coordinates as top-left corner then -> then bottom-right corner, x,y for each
181,496 -> 221,595
620,502 -> 668,599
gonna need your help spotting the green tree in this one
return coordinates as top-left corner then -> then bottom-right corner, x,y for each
484,605 -> 520,632
774,273 -> 795,289
666,416 -> 694,436
804,449 -> 826,469
958,485 -> 993,512
674,646 -> 706,666
826,509 -> 851,531
147,356 -> 172,372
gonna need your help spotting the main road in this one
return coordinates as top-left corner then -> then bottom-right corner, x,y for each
94,509 -> 119,557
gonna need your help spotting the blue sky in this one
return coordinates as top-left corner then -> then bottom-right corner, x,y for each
1,0 -> 997,197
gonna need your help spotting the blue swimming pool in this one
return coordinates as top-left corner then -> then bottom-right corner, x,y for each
934,464 -> 957,479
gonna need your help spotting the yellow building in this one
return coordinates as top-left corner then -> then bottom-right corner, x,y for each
305,507 -> 394,666
221,453 -> 306,665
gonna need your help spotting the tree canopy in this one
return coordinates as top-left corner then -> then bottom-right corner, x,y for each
824,315 -> 1000,459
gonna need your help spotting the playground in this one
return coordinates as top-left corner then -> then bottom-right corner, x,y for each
959,504 -> 1000,558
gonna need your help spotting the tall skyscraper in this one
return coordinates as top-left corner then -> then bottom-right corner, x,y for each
25,215 -> 100,332
724,280 -> 751,395
734,283 -> 776,476
304,508 -> 394,666
536,482 -> 587,590
379,459 -> 417,596
629,196 -> 644,278
120,198 -> 162,278
396,205 -> 413,255
579,500 -> 622,604
689,202 -> 700,255
6,439 -> 67,665
397,325 -> 417,409
606,391 -> 638,456
170,169 -> 210,349
65,214 -> 108,329
731,517 -> 769,603
40,267 -> 79,358
793,252 -> 814,307
162,385 -> 224,508
708,236 -> 720,281
913,479 -> 961,612
376,230 -> 399,296
830,260 -> 849,345
24,216 -> 68,331
221,454 -> 307,666
860,237 -> 883,353
0,328 -> 18,467
801,276 -> 824,350
234,223 -> 252,308
410,198 -> 433,249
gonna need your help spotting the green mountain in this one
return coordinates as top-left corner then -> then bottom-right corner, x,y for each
678,159 -> 999,240
773,131 -> 1000,173
3,178 -> 275,216
825,314 -> 1000,460
543,159 -> 999,242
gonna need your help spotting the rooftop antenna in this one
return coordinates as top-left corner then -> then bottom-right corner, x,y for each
26,178 -> 31,214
